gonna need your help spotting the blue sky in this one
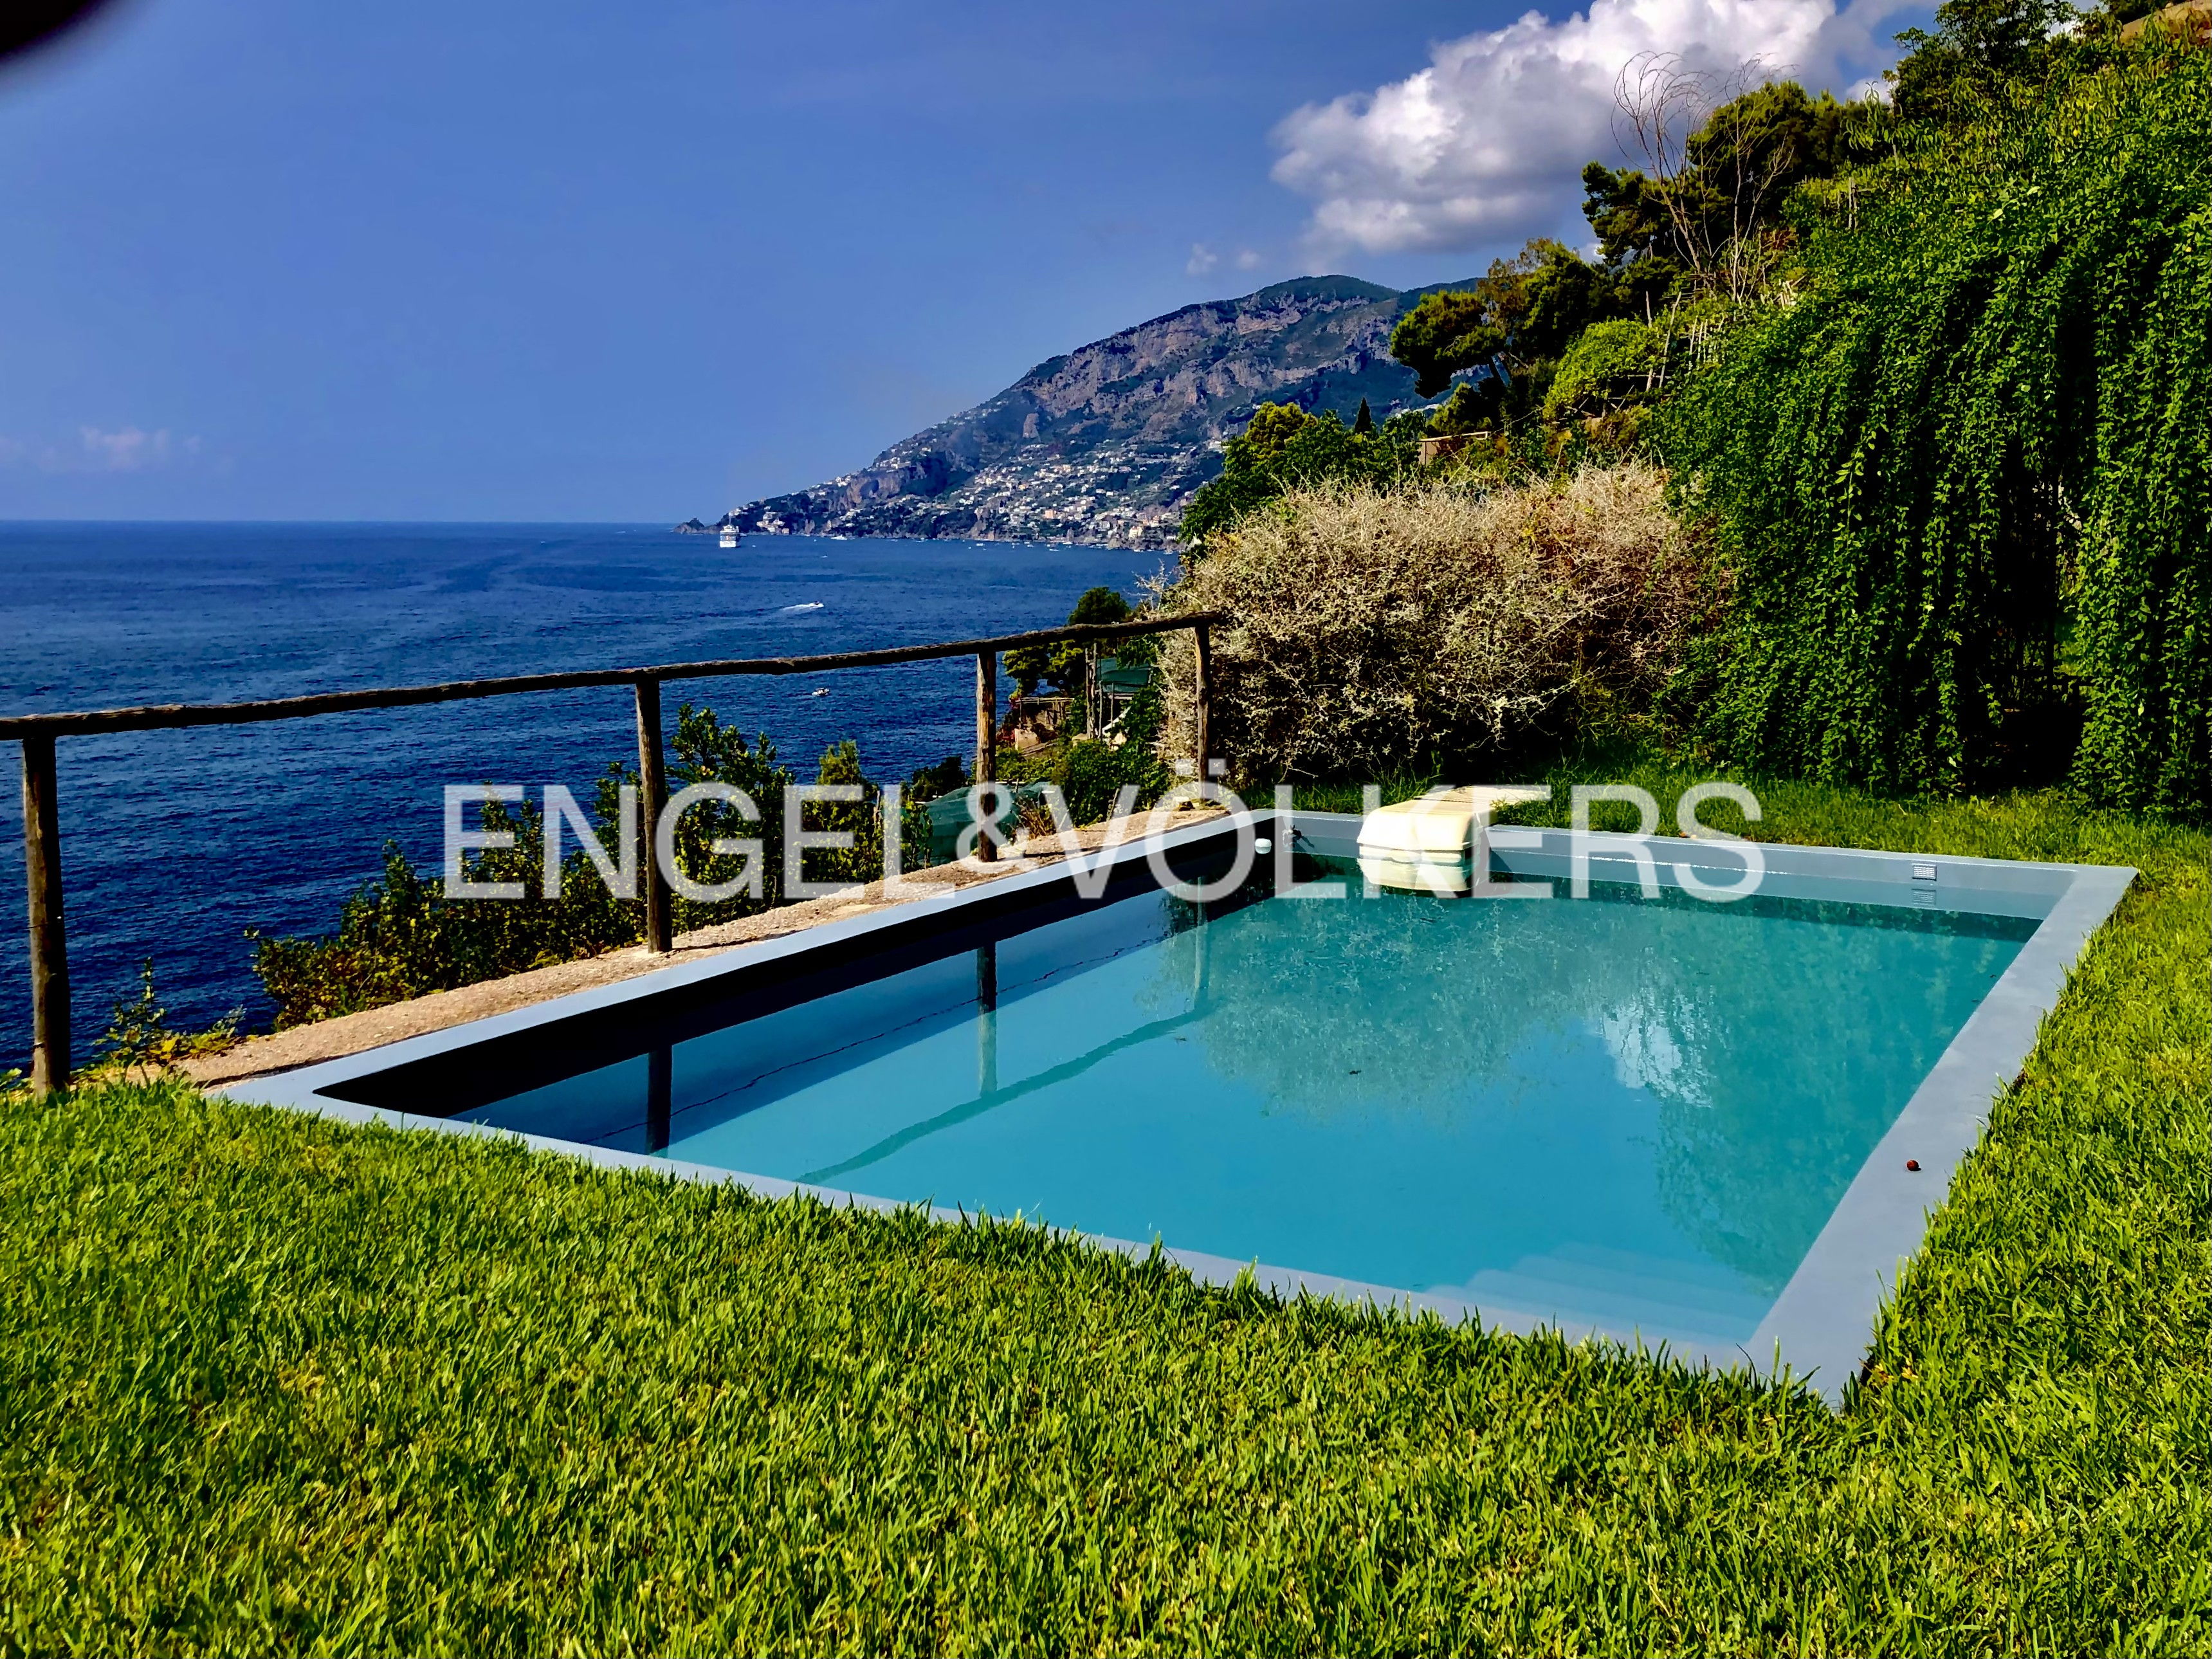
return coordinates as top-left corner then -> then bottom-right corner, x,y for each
0,0 -> 1924,520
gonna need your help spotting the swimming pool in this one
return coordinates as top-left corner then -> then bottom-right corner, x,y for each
235,812 -> 2134,1399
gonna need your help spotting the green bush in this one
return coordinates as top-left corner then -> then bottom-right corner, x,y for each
252,710 -> 931,1029
91,964 -> 244,1070
994,676 -> 1171,830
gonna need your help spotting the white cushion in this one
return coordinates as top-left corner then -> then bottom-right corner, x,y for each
1355,785 -> 1549,856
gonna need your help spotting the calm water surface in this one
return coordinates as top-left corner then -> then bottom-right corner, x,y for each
468,866 -> 2035,1343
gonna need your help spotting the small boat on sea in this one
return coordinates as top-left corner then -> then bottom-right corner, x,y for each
719,523 -> 739,549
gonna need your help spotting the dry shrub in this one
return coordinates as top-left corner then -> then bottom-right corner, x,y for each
1155,463 -> 1708,780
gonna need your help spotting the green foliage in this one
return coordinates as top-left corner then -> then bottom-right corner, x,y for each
1068,585 -> 1133,627
1006,585 -> 1133,697
1661,48 -> 2212,810
1351,396 -> 1373,435
3,780 -> 2204,1651
250,803 -> 641,1030
1580,162 -> 1679,277
1000,729 -> 1171,829
93,963 -> 243,1070
1237,401 -> 1313,459
1584,81 -> 1881,293
1178,404 -> 1409,551
1544,318 -> 1666,419
1383,241 -> 1688,469
1686,80 -> 1871,205
1052,733 -> 1161,823
253,714 -> 930,1029
1890,0 -> 2103,124
1421,376 -> 1508,438
655,705 -> 801,921
906,753 -> 969,802
1388,290 -> 1504,401
804,738 -> 888,890
1389,241 -> 1658,409
993,665 -> 1171,825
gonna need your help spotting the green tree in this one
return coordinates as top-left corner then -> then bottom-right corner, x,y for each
1388,291 -> 1508,400
1583,80 -> 1880,304
1421,379 -> 1507,439
1007,585 -> 1134,696
801,738 -> 883,890
1240,402 -> 1314,459
1890,0 -> 2087,122
1389,241 -> 1654,433
1543,319 -> 1667,419
1351,398 -> 1374,435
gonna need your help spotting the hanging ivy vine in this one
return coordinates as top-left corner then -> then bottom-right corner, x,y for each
1661,46 -> 2209,811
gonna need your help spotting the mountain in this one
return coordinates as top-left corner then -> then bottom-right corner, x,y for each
723,275 -> 1467,550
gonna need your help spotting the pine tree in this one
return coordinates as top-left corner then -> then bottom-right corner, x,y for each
1352,398 -> 1375,435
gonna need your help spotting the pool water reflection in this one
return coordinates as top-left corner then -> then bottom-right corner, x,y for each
465,863 -> 2034,1346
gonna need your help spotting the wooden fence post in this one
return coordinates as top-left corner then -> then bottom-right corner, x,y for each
21,735 -> 69,1096
634,677 -> 672,953
0,614 -> 1227,1059
974,650 -> 997,863
1193,622 -> 1212,784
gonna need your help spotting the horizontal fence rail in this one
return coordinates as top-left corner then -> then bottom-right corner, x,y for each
8,610 -> 1229,1095
0,612 -> 1226,740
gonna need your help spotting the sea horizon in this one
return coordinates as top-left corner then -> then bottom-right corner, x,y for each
0,521 -> 1168,1068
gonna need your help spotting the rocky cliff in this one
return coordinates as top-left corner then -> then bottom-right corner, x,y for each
724,274 -> 1466,549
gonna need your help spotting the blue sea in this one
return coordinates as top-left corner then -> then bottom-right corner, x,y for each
0,524 -> 1167,1070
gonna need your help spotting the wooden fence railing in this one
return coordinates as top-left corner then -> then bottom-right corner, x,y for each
4,610 -> 1226,1095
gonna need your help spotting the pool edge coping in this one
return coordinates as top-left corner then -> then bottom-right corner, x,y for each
1742,857 -> 2137,1400
219,811 -> 2139,1409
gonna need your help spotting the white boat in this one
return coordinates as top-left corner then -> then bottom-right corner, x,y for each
718,523 -> 738,549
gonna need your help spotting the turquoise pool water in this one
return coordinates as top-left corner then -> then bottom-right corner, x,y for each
468,865 -> 2036,1346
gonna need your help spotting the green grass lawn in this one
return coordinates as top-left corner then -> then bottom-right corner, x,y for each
2,774 -> 2206,1653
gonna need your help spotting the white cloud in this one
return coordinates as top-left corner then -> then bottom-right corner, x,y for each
1187,242 -> 1221,276
79,426 -> 174,471
0,426 -> 201,473
1235,248 -> 1264,270
1271,0 -> 1908,255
